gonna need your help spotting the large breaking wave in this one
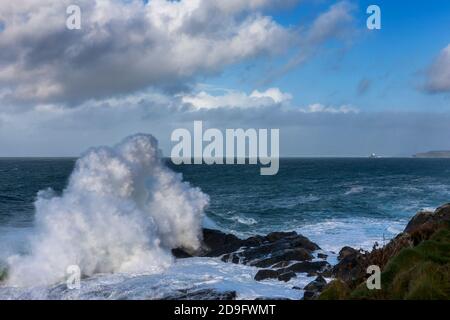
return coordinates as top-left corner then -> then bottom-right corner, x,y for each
6,134 -> 209,286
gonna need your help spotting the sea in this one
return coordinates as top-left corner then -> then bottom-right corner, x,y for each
0,155 -> 449,299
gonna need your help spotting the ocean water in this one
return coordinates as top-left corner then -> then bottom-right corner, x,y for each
0,155 -> 450,299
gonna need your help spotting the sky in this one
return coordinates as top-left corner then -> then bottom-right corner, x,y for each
0,0 -> 449,157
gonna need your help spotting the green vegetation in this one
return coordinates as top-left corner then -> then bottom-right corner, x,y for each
318,280 -> 350,300
320,224 -> 450,300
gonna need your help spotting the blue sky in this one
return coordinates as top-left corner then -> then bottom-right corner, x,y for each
0,0 -> 449,157
210,0 -> 450,111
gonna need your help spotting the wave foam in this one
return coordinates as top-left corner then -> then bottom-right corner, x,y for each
6,134 -> 209,286
344,186 -> 365,195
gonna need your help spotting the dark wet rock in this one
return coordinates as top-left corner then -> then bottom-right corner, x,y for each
277,271 -> 296,282
332,247 -> 366,284
213,230 -> 320,268
303,276 -> 327,300
202,228 -> 244,257
253,248 -> 313,268
163,288 -> 236,300
271,261 -> 290,269
303,291 -> 317,300
172,248 -> 192,259
304,275 -> 327,292
338,246 -> 359,261
173,228 -> 323,284
202,228 -> 320,261
254,269 -> 279,281
284,260 -> 330,274
317,253 -> 328,259
266,231 -> 297,242
221,253 -> 241,264
288,235 -> 321,252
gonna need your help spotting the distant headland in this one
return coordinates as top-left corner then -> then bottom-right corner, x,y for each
413,151 -> 450,158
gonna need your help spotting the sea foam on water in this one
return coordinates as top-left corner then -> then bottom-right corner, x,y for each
6,134 -> 209,286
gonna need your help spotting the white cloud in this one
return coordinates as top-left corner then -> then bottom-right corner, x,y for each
0,0 -> 292,105
250,88 -> 293,104
181,87 -> 292,109
180,87 -> 356,114
423,44 -> 450,94
304,103 -> 359,114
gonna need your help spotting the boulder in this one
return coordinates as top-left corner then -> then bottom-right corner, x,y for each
303,291 -> 317,300
202,228 -> 244,257
304,275 -> 327,292
338,246 -> 359,261
317,253 -> 328,259
332,247 -> 366,284
271,261 -> 290,269
266,231 -> 297,242
277,271 -> 296,282
254,269 -> 279,281
172,228 -> 323,284
404,204 -> 450,235
404,210 -> 434,234
434,203 -> 450,222
171,248 -> 192,259
208,229 -> 320,270
163,288 -> 236,300
253,248 -> 313,268
284,260 -> 330,274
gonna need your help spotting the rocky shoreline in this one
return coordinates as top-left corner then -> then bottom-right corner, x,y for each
0,204 -> 448,300
172,203 -> 450,300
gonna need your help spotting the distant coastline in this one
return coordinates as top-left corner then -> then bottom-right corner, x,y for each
413,151 -> 450,158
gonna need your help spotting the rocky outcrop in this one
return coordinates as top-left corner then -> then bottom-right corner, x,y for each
202,229 -> 245,257
217,231 -> 320,268
319,204 -> 450,300
403,210 -> 435,234
327,204 -> 450,289
163,288 -> 237,300
331,247 -> 367,284
173,228 -> 327,285
170,204 -> 450,300
405,203 -> 450,234
253,260 -> 330,282
404,203 -> 450,244
202,229 -> 328,282
303,275 -> 327,300
254,269 -> 279,281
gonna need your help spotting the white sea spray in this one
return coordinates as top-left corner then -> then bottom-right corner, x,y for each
6,134 -> 209,286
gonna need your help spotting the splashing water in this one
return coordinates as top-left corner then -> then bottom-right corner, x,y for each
6,134 -> 209,286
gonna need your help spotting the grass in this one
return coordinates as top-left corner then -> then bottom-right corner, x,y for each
320,224 -> 450,300
351,225 -> 450,300
318,280 -> 350,300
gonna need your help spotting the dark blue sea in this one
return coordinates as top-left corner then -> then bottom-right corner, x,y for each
0,157 -> 449,299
